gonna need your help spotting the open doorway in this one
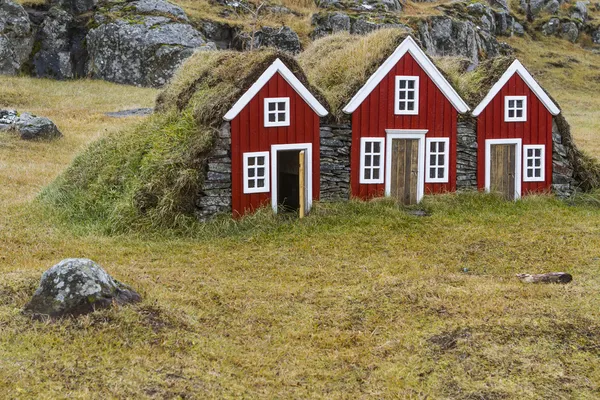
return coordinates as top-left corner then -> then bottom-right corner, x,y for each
277,150 -> 301,212
271,143 -> 312,215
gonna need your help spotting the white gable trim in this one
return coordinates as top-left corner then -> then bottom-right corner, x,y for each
472,59 -> 560,117
342,36 -> 469,115
224,58 -> 328,121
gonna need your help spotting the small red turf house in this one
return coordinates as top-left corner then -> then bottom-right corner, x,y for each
223,58 -> 328,216
472,60 -> 561,200
342,36 -> 470,205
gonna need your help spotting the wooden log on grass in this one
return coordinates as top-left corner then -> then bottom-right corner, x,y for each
516,272 -> 573,284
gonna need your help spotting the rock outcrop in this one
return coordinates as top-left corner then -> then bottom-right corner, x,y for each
24,258 -> 141,318
86,0 -> 215,87
0,0 -> 34,75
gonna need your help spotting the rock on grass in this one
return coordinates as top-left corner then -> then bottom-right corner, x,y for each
24,258 -> 141,319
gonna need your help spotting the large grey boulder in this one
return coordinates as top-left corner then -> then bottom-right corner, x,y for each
250,26 -> 302,54
33,7 -> 74,79
14,113 -> 62,140
51,0 -> 98,15
86,11 -> 215,87
24,258 -> 141,318
571,1 -> 588,22
592,28 -> 600,44
0,0 -> 34,75
311,12 -> 351,39
315,0 -> 402,11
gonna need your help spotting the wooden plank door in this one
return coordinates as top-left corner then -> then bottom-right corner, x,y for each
489,144 -> 516,200
390,139 -> 419,205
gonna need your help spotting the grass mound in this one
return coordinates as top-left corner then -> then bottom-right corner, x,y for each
40,50 -> 325,233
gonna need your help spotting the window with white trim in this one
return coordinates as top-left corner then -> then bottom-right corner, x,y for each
425,138 -> 449,183
395,76 -> 419,115
523,145 -> 545,182
243,151 -> 270,193
360,138 -> 385,184
264,97 -> 290,127
505,96 -> 527,122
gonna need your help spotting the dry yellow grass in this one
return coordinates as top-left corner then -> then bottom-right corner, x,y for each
1,30 -> 600,399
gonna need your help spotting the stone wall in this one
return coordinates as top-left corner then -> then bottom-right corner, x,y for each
456,119 -> 478,190
195,122 -> 232,220
320,123 -> 351,201
551,117 -> 577,197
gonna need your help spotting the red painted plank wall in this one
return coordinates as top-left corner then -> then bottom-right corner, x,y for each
476,74 -> 553,194
350,52 -> 458,199
230,72 -> 321,217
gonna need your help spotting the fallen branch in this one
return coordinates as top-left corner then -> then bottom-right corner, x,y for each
516,272 -> 573,284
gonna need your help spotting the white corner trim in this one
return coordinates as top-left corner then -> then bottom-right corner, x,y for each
270,143 -> 313,214
243,151 -> 270,194
425,137 -> 450,183
394,76 -> 419,115
473,59 -> 560,117
342,36 -> 469,114
523,144 -> 546,182
264,97 -> 290,127
504,95 -> 527,122
484,138 -> 522,200
384,129 -> 428,203
359,137 -> 385,184
224,58 -> 328,121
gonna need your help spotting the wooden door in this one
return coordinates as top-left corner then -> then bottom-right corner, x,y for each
390,139 -> 419,205
489,144 -> 516,200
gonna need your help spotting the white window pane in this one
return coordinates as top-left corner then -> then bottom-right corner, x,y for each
399,92 -> 406,100
527,170 -> 533,178
437,154 -> 444,165
430,142 -> 436,152
373,169 -> 379,180
516,110 -> 523,118
278,102 -> 286,111
527,149 -> 533,157
257,167 -> 265,177
535,149 -> 541,157
408,91 -> 414,100
516,100 -> 523,108
373,142 -> 380,153
407,102 -> 414,111
429,168 -> 436,179
535,159 -> 541,167
365,155 -> 371,167
373,155 -> 380,166
248,169 -> 255,178
365,142 -> 371,152
364,169 -> 371,180
534,170 -> 541,177
268,114 -> 276,122
508,100 -> 515,107
430,154 -> 436,166
248,157 -> 255,166
268,103 -> 276,111
399,102 -> 405,111
399,80 -> 406,89
248,180 -> 255,188
257,157 -> 264,166
408,80 -> 415,89
439,141 -> 445,152
509,110 -> 514,118
257,179 -> 265,187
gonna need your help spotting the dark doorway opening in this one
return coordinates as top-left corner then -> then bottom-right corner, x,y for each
277,150 -> 301,212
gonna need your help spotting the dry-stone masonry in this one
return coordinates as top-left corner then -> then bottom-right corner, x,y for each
456,119 -> 478,190
196,122 -> 232,220
320,123 -> 352,201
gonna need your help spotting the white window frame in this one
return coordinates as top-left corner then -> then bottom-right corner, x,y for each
394,76 -> 419,115
523,145 -> 545,182
425,138 -> 450,183
359,137 -> 385,184
243,151 -> 270,194
264,97 -> 290,127
484,138 -> 522,200
504,95 -> 527,122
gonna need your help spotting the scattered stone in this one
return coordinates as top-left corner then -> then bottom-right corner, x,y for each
516,272 -> 573,284
0,110 -> 62,140
199,20 -> 239,49
561,21 -> 579,43
105,108 -> 154,118
24,258 -> 142,319
51,0 -> 98,15
571,1 -> 588,22
542,18 -> 561,36
407,209 -> 430,217
33,7 -> 75,79
244,26 -> 302,54
0,0 -> 34,75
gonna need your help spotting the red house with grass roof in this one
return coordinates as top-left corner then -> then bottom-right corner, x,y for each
472,60 -> 561,200
223,58 -> 328,217
342,36 -> 470,205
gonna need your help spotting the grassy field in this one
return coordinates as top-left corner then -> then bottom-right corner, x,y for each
1,36 -> 600,398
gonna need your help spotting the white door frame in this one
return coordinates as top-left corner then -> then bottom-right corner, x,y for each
270,143 -> 313,213
385,129 -> 428,203
485,138 -> 522,200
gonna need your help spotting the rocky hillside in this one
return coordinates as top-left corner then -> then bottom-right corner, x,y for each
3,0 -> 599,88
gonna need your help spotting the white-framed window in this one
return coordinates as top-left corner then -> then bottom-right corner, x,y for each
425,138 -> 449,183
523,145 -> 545,182
505,96 -> 527,122
264,97 -> 290,127
395,76 -> 419,115
243,151 -> 270,194
359,137 -> 385,184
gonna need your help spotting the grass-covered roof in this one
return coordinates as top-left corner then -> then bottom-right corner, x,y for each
40,50 -> 328,233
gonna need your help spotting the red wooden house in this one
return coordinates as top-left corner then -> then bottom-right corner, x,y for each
472,60 -> 561,200
342,36 -> 470,204
223,58 -> 328,216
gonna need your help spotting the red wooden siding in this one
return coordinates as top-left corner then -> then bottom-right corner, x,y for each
230,72 -> 321,217
350,52 -> 458,199
476,73 -> 553,194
